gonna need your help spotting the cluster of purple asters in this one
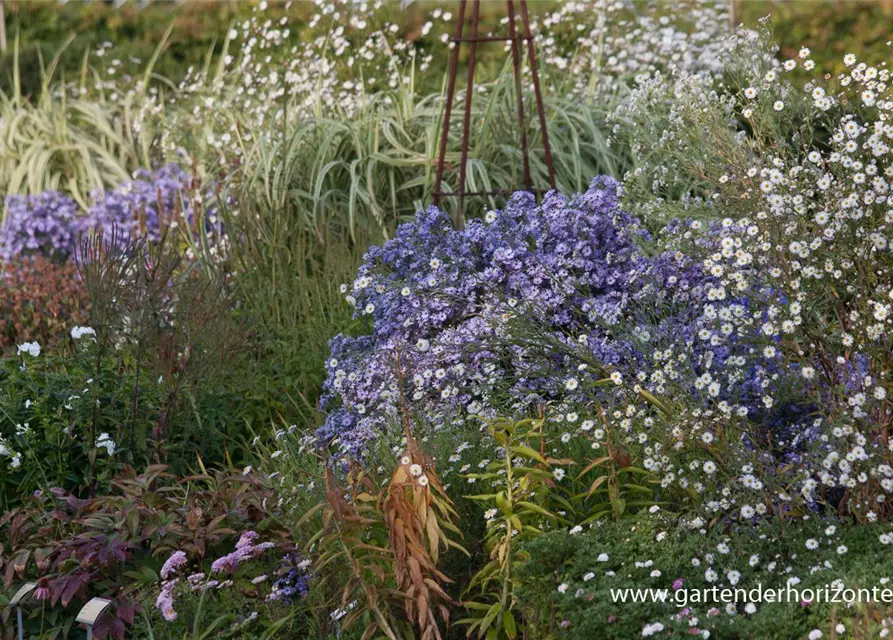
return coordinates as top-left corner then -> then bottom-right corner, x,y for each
267,552 -> 312,604
0,191 -> 82,261
318,176 -> 807,456
0,165 -> 193,261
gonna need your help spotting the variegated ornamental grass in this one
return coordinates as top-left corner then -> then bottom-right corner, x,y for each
0,34 -> 162,218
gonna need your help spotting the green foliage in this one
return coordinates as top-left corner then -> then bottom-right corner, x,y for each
459,417 -> 558,640
215,194 -> 370,427
0,329 -> 288,511
459,415 -> 660,640
515,514 -> 893,639
0,233 -> 279,509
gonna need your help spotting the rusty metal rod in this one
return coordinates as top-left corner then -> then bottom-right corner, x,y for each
432,0 -> 555,221
518,0 -> 556,189
432,0 -> 467,208
456,0 -> 482,229
451,35 -> 533,43
506,0 -> 532,191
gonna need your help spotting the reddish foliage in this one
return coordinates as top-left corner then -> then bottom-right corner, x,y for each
0,256 -> 90,353
0,465 -> 289,640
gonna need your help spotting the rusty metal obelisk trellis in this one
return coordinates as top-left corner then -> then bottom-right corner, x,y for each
432,0 -> 556,229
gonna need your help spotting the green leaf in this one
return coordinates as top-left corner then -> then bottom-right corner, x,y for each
511,446 -> 547,465
465,493 -> 499,501
516,501 -> 562,522
624,484 -> 654,493
638,389 -> 671,415
512,467 -> 553,479
580,510 -> 611,525
503,611 -> 517,639
618,467 -> 653,476
297,502 -> 325,526
480,603 -> 501,637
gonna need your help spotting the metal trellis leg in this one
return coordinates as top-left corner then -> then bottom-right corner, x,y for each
432,0 -> 555,228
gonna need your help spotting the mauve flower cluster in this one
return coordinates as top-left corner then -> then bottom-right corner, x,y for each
160,550 -> 188,580
156,579 -> 179,622
155,533 -> 279,623
156,550 -> 189,622
0,165 -> 192,261
319,177 -> 798,455
210,531 -> 275,573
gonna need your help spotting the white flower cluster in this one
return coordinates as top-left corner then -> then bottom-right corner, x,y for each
531,0 -> 732,97
151,0 -> 432,168
0,436 -> 21,469
97,432 -> 117,456
16,341 -> 41,358
615,26 -> 893,523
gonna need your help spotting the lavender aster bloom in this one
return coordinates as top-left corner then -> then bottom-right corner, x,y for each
1,164 -> 195,262
268,552 -> 312,604
1,191 -> 81,261
320,176 -> 807,457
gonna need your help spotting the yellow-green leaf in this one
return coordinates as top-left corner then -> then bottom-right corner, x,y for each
503,611 -> 517,639
511,446 -> 547,465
